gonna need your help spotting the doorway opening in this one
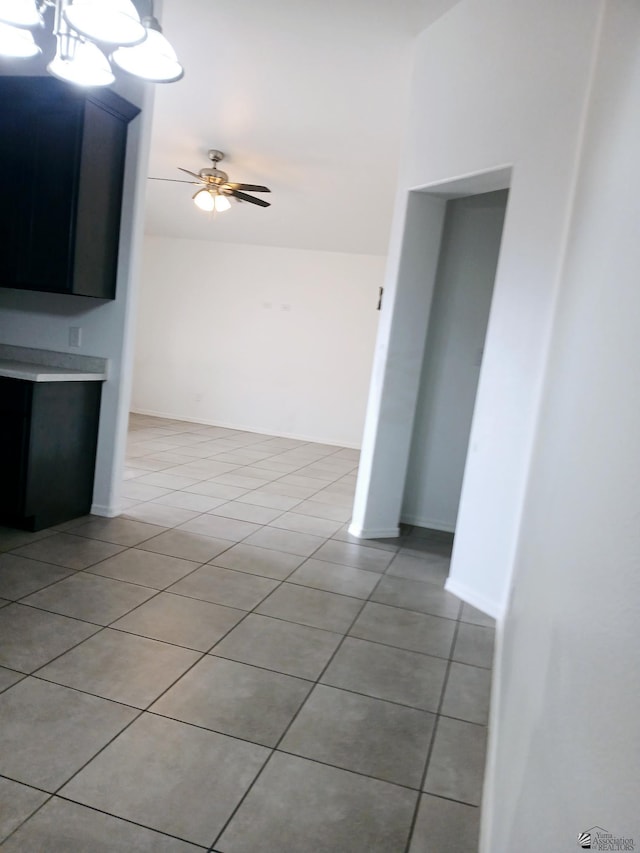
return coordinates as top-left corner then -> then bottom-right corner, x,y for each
402,189 -> 508,532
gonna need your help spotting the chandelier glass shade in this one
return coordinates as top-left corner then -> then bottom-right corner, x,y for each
48,28 -> 114,86
63,0 -> 145,45
0,19 -> 40,55
0,0 -> 41,27
0,0 -> 183,86
111,18 -> 182,83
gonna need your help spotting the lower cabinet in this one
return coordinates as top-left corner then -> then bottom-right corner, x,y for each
0,377 -> 102,531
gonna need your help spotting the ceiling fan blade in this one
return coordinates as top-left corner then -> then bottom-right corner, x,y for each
148,177 -> 200,184
231,190 -> 271,208
226,183 -> 271,193
178,167 -> 204,180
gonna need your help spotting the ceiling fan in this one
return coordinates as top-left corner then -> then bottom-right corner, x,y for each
149,150 -> 271,212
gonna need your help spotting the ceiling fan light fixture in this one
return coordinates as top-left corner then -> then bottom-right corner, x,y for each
193,188 -> 215,212
64,0 -> 145,46
215,194 -> 231,212
48,32 -> 115,87
0,0 -> 41,28
0,20 -> 40,56
111,17 -> 183,83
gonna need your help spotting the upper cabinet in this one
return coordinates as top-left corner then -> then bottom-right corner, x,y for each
0,76 -> 140,300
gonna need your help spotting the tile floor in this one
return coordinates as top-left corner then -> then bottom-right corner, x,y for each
0,414 -> 495,851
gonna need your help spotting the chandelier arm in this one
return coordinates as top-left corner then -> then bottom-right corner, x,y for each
52,0 -> 64,37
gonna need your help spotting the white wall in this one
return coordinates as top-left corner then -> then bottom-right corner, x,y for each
403,190 -> 506,531
132,236 -> 382,447
483,1 -> 640,848
351,0 -> 603,617
0,72 -> 154,517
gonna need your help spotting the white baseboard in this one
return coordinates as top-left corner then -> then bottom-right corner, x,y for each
445,578 -> 506,851
478,617 -> 505,853
130,408 -> 361,450
348,523 -> 400,539
400,512 -> 455,533
445,575 -> 507,853
444,576 -> 504,621
90,503 -> 121,518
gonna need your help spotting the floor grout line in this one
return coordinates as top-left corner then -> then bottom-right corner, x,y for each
403,618 -> 463,853
207,539 -> 388,850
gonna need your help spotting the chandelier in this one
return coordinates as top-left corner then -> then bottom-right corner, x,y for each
0,0 -> 184,86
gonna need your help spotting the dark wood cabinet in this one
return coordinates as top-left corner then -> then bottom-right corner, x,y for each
0,376 -> 103,531
0,76 -> 140,299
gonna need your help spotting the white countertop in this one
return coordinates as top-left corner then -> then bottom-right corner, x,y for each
0,359 -> 107,382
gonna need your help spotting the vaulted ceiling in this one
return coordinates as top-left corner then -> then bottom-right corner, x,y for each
144,0 -> 459,254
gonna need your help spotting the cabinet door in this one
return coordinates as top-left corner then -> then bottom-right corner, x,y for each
0,378 -> 30,519
18,100 -> 84,293
73,100 -> 128,298
0,105 -> 30,289
0,414 -> 28,518
25,382 -> 102,529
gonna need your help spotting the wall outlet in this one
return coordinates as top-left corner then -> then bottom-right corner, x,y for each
69,326 -> 82,348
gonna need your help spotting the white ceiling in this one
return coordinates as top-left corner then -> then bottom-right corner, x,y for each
144,0 -> 459,254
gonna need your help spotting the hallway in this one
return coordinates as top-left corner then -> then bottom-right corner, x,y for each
0,414 -> 493,851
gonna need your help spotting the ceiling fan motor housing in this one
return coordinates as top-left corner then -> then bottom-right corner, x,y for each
199,151 -> 228,185
198,167 -> 229,185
